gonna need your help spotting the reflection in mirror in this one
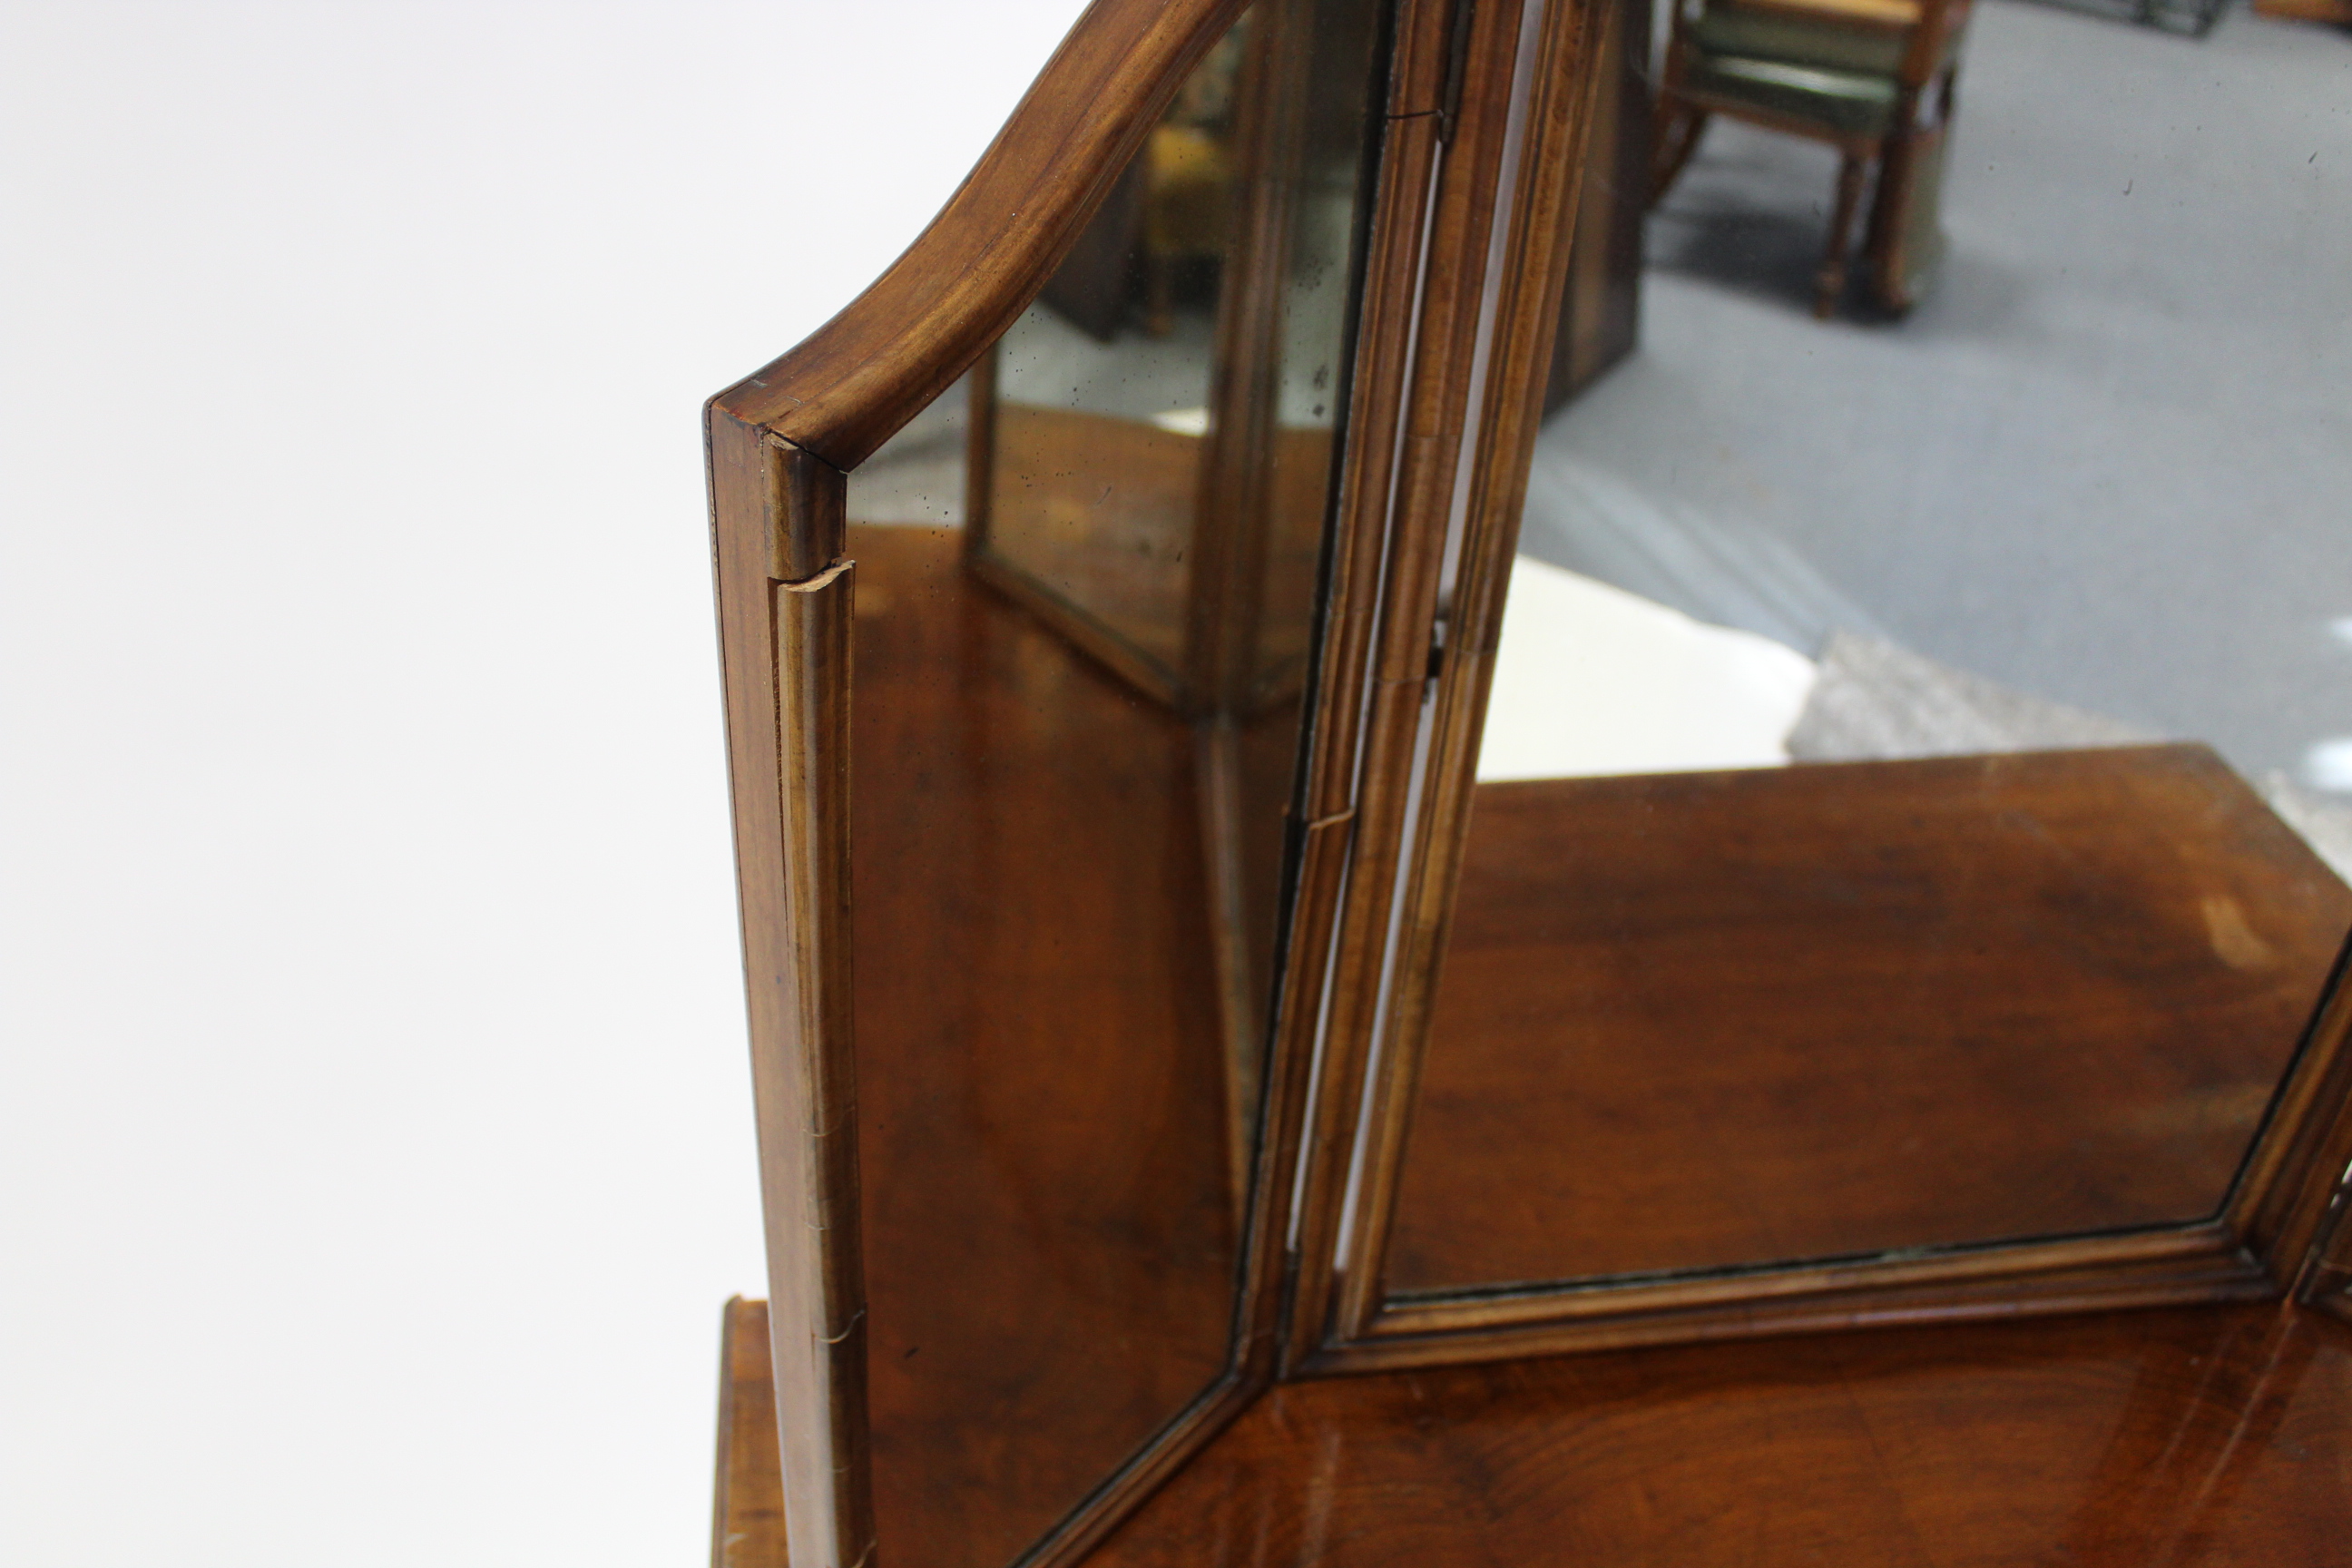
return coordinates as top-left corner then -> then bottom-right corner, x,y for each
835,2 -> 1383,1563
968,5 -> 1350,721
1392,0 -> 2351,1292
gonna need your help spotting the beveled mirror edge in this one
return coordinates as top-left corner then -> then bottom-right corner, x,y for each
1279,0 -> 2352,1376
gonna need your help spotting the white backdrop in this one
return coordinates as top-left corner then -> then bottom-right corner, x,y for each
0,3 -> 1086,1562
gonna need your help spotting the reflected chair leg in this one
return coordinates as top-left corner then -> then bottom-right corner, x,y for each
1648,36 -> 1706,207
1862,132 -> 1907,311
1144,250 -> 1174,338
1864,128 -> 1921,313
1865,83 -> 1932,312
1651,102 -> 1710,206
1815,151 -> 1867,319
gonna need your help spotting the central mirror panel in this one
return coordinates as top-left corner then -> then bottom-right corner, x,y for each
1385,0 -> 2351,1298
837,3 -> 1383,1563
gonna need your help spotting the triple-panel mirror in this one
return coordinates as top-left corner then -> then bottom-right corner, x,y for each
708,0 -> 2352,1561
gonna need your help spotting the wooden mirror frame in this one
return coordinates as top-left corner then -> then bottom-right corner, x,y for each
706,13 -> 1256,1564
1278,24 -> 2352,1367
703,0 -> 1617,1563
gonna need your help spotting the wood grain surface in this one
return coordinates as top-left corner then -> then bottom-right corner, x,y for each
721,1296 -> 2352,1567
2307,1191 -> 2352,1324
712,1298 -> 786,1568
1088,1301 -> 2352,1567
706,416 -> 874,1568
1388,746 -> 2352,1294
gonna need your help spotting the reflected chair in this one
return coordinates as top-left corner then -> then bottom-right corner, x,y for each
1651,0 -> 1972,318
1141,28 -> 1247,337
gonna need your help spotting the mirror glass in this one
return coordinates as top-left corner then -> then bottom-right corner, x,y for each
838,1 -> 1383,1562
969,8 -> 1355,720
1391,0 -> 2351,1292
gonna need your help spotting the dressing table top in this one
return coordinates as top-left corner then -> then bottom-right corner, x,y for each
719,1295 -> 2352,1567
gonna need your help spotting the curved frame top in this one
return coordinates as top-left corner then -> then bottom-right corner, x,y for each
711,0 -> 1250,481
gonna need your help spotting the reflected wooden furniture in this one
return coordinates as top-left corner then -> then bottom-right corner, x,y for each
1139,33 -> 1245,338
1542,0 -> 1651,413
963,403 -> 1330,712
1651,0 -> 1971,316
965,0 -> 1346,723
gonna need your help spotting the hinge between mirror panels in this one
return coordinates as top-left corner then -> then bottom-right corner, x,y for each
1437,0 -> 1477,143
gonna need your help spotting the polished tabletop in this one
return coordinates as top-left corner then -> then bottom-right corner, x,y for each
719,1297 -> 2352,1566
1090,1300 -> 2352,1568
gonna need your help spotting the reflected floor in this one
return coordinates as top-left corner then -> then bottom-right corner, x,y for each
1528,0 -> 2352,792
